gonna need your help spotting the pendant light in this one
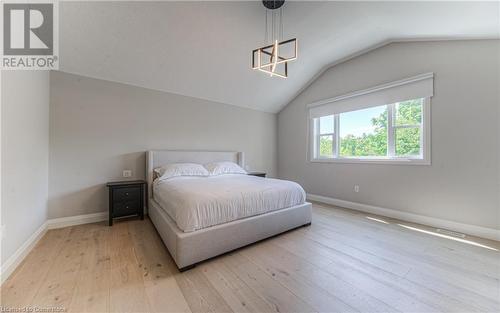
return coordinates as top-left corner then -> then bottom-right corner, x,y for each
251,0 -> 297,78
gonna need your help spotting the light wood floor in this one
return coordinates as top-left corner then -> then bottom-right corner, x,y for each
2,203 -> 499,313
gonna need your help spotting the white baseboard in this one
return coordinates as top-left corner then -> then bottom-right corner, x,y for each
1,222 -> 47,284
307,193 -> 500,242
1,211 -> 108,284
46,212 -> 107,229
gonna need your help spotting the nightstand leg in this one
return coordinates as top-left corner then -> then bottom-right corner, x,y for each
142,184 -> 146,220
144,184 -> 148,218
108,188 -> 113,226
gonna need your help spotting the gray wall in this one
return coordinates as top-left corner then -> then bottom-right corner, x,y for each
49,71 -> 277,219
1,71 -> 50,265
278,40 -> 499,230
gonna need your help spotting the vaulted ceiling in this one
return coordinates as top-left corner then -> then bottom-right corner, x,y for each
60,1 -> 499,113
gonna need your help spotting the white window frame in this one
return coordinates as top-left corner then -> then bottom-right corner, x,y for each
309,98 -> 431,165
313,116 -> 336,158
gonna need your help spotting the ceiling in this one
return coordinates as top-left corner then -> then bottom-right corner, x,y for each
59,1 -> 499,113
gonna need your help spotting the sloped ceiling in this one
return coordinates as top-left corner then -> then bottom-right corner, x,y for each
60,1 -> 499,113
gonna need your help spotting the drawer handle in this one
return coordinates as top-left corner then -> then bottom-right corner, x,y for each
126,206 -> 129,209
125,192 -> 129,196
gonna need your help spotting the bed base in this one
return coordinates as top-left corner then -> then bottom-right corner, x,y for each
176,221 -> 312,272
149,198 -> 312,271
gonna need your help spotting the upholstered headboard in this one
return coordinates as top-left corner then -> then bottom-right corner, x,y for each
146,150 -> 244,199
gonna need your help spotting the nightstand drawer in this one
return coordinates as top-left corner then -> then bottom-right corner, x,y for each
114,200 -> 141,217
113,187 -> 141,203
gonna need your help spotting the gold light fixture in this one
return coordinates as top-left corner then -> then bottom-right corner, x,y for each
251,1 -> 297,78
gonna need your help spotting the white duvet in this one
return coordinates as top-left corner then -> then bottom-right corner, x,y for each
153,174 -> 306,232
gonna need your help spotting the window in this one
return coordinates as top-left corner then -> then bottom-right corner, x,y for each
311,98 -> 429,164
393,99 -> 422,157
308,73 -> 433,164
339,105 -> 388,158
316,115 -> 334,158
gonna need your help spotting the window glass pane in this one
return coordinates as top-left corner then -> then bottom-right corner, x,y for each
395,127 -> 421,156
319,115 -> 334,134
339,105 -> 387,157
395,99 -> 422,126
319,135 -> 333,157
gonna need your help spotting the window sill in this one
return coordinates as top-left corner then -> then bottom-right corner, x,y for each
310,157 -> 430,166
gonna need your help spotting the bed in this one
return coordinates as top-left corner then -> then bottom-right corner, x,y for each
146,150 -> 312,271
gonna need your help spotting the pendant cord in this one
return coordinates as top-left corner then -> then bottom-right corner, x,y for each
272,0 -> 275,42
265,10 -> 268,43
264,1 -> 286,43
280,6 -> 284,41
272,9 -> 275,42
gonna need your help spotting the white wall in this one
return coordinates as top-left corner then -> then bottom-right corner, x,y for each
278,40 -> 500,231
1,71 -> 50,266
49,71 -> 278,219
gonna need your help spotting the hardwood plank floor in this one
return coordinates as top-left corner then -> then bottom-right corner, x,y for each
2,203 -> 499,313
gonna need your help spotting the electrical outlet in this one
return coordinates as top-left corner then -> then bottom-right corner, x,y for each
354,185 -> 360,193
122,170 -> 132,178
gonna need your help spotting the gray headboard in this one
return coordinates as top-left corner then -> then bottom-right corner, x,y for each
146,150 -> 244,198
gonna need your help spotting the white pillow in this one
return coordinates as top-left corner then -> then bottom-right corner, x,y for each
155,163 -> 209,181
204,161 -> 247,176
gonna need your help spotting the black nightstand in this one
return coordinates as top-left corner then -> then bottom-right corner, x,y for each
106,180 -> 147,226
247,172 -> 266,178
